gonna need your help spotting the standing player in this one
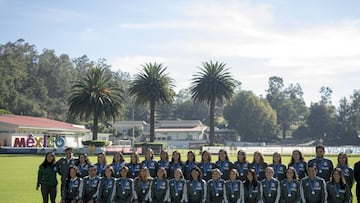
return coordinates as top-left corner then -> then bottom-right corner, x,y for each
224,169 -> 243,203
95,152 -> 108,177
288,150 -> 307,179
250,151 -> 268,181
242,169 -> 262,203
206,168 -> 225,203
186,167 -> 206,203
355,160 -> 360,203
148,167 -> 169,203
326,168 -> 351,203
61,166 -> 83,203
337,152 -> 354,189
112,166 -> 133,203
280,167 -> 301,203
76,153 -> 91,178
56,147 -> 77,195
261,167 -> 280,203
81,165 -> 101,203
300,165 -> 327,203
97,165 -> 116,203
168,168 -> 187,203
141,148 -> 158,178
198,150 -> 216,182
157,150 -> 170,176
111,152 -> 126,178
37,152 -> 58,203
183,151 -> 197,180
168,150 -> 185,179
308,145 -> 333,182
132,166 -> 153,203
126,152 -> 141,179
269,152 -> 286,181
233,150 -> 250,181
215,149 -> 233,180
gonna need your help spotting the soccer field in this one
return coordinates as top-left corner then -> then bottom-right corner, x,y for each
0,153 -> 358,203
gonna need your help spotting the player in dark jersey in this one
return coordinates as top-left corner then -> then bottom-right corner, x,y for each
269,152 -> 286,181
81,164 -> 101,203
56,147 -> 77,196
141,148 -> 158,178
37,152 -> 58,203
126,152 -> 141,179
288,150 -> 307,179
233,150 -> 250,181
308,145 -> 333,182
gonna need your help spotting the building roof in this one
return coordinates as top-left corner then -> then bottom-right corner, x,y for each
155,126 -> 207,132
0,114 -> 88,132
157,120 -> 205,128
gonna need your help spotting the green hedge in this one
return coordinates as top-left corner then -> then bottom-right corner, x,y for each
82,140 -> 110,147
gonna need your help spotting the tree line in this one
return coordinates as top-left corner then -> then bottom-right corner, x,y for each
0,39 -> 359,145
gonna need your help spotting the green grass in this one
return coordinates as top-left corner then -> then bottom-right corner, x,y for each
0,152 -> 358,203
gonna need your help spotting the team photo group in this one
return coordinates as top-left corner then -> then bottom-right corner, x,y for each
37,145 -> 360,203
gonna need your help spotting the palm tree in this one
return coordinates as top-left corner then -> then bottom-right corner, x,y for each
68,67 -> 123,140
190,61 -> 236,146
129,62 -> 175,142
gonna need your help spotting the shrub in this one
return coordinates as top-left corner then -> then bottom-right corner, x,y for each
82,140 -> 110,147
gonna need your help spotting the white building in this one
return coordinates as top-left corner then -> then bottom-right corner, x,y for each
0,114 -> 90,150
152,120 -> 208,149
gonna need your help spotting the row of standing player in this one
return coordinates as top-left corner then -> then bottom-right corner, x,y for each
72,146 -> 353,186
38,145 -> 356,203
59,162 -> 352,203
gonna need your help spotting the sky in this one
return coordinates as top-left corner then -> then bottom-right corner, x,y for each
1,0 -> 359,106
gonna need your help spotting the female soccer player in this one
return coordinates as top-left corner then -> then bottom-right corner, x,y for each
148,167 -> 169,203
76,153 -> 90,178
183,151 -> 197,180
132,166 -> 152,203
95,152 -> 107,177
97,165 -> 116,203
280,167 -> 301,203
233,150 -> 250,181
243,169 -> 262,203
61,166 -> 83,203
198,150 -> 216,181
269,152 -> 286,181
37,152 -> 58,203
186,167 -> 206,203
168,168 -> 187,203
141,148 -> 158,178
216,149 -> 233,180
168,150 -> 185,179
326,168 -> 351,203
112,166 -> 133,203
81,165 -> 101,203
207,168 -> 225,203
157,150 -> 170,176
224,169 -> 243,203
111,152 -> 126,178
250,151 -> 268,181
261,167 -> 280,203
126,152 -> 141,179
337,152 -> 354,189
288,150 -> 307,179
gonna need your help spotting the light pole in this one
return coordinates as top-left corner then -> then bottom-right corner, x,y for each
132,105 -> 135,148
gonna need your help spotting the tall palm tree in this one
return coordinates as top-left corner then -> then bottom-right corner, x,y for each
190,61 -> 236,146
129,62 -> 175,142
68,67 -> 123,140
